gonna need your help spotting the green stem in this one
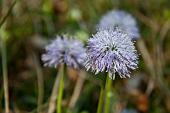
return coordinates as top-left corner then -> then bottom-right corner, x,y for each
104,73 -> 113,113
1,40 -> 9,113
97,85 -> 104,113
57,64 -> 65,113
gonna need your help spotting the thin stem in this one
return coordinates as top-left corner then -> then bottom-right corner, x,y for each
68,70 -> 86,109
32,53 -> 44,113
0,1 -> 18,112
104,73 -> 112,113
137,39 -> 155,95
1,40 -> 9,113
97,85 -> 104,113
137,39 -> 155,78
57,64 -> 65,113
0,0 -> 18,28
47,71 -> 61,113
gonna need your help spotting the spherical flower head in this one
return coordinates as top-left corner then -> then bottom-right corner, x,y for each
85,28 -> 138,79
97,10 -> 140,39
42,35 -> 86,69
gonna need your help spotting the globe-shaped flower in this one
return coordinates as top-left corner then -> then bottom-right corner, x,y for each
85,28 -> 138,79
97,10 -> 140,39
42,35 -> 86,69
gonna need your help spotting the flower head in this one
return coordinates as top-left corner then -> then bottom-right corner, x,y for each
42,35 -> 86,69
97,10 -> 140,39
85,28 -> 138,79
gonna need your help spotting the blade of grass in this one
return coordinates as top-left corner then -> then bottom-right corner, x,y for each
0,0 -> 18,28
47,69 -> 62,113
137,39 -> 155,95
32,53 -> 44,113
0,0 -> 18,112
68,70 -> 86,109
1,39 -> 9,113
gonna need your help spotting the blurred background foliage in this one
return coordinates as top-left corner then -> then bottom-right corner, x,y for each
1,0 -> 170,113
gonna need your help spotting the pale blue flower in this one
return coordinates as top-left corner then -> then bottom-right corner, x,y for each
97,10 -> 140,39
42,35 -> 86,69
85,28 -> 138,79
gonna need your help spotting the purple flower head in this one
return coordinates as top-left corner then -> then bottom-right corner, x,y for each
42,35 -> 86,69
97,10 -> 140,39
85,28 -> 138,79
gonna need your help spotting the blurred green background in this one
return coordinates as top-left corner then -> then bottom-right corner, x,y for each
1,0 -> 170,113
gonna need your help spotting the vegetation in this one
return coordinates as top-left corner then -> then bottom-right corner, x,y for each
1,0 -> 170,113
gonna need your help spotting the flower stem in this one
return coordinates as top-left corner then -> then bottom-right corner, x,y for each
48,72 -> 61,113
57,64 -> 65,113
97,85 -> 104,113
104,73 -> 113,113
1,39 -> 9,113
